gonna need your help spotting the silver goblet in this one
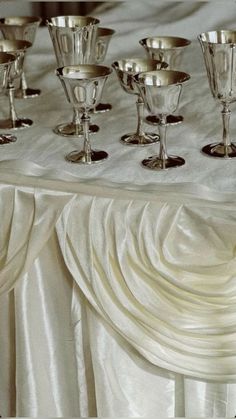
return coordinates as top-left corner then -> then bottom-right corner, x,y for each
0,40 -> 33,130
47,15 -> 100,138
112,58 -> 167,146
0,52 -> 17,144
0,16 -> 42,99
135,70 -> 190,170
94,27 -> 115,113
57,64 -> 112,164
139,36 -> 191,125
198,30 -> 236,158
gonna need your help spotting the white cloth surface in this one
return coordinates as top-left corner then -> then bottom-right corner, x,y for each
1,1 -> 236,417
1,1 -> 236,192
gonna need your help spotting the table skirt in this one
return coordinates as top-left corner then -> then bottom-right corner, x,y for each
1,171 -> 236,417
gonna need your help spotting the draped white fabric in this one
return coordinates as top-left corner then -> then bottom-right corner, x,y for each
1,1 -> 236,417
1,161 -> 236,416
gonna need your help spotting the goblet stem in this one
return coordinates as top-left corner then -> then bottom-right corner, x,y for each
0,82 -> 33,130
73,107 -> 82,135
120,94 -> 159,146
222,103 -> 231,148
8,83 -> 18,127
141,113 -> 185,170
15,68 -> 41,99
81,112 -> 92,163
159,115 -> 169,167
19,71 -> 27,93
0,93 -> 17,143
202,100 -> 236,158
136,96 -> 145,137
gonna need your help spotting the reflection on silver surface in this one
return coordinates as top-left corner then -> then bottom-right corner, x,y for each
140,36 -> 191,125
0,16 -> 42,98
112,58 -> 167,146
94,27 -> 115,113
0,52 -> 15,93
57,64 -> 112,164
0,40 -> 31,81
0,40 -> 33,130
0,51 -> 17,144
47,15 -> 100,138
113,58 -> 167,95
199,30 -> 236,158
136,69 -> 190,169
0,16 -> 41,43
96,27 -> 115,64
139,36 -> 191,69
47,15 -> 100,67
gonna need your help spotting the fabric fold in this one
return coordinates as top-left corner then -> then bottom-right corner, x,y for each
56,194 -> 236,381
0,184 -> 74,295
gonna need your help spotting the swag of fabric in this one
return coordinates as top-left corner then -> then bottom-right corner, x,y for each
1,176 -> 236,383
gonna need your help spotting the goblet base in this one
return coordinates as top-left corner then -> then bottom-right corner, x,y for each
54,122 -> 99,137
0,134 -> 17,144
14,87 -> 41,99
201,142 -> 236,159
142,154 -> 185,170
0,118 -> 33,130
66,149 -> 108,164
94,102 -> 112,113
146,114 -> 183,126
121,132 -> 159,146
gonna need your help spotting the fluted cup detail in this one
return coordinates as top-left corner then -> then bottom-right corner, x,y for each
47,16 -> 100,67
93,27 -> 115,113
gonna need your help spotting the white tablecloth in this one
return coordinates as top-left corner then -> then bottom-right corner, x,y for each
1,1 -> 236,417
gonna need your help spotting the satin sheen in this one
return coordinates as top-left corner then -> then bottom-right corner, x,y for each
1,161 -> 236,416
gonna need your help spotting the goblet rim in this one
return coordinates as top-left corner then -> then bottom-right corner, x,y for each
136,69 -> 190,87
112,57 -> 167,73
0,16 -> 42,26
97,27 -> 116,37
57,64 -> 112,80
0,51 -> 15,65
0,39 -> 32,52
139,35 -> 191,49
46,15 -> 100,28
198,29 -> 236,44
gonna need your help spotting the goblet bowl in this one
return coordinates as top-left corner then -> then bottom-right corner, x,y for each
0,16 -> 42,98
96,27 -> 116,64
140,36 -> 191,69
136,69 -> 190,169
47,15 -> 100,67
57,64 -> 112,164
94,27 -> 115,113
